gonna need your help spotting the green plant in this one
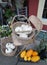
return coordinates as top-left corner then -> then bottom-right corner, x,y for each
36,38 -> 47,52
0,25 -> 12,37
35,36 -> 47,60
4,9 -> 12,18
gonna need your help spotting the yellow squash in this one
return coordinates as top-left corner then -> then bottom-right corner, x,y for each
27,57 -> 31,61
20,50 -> 26,58
26,49 -> 33,57
31,56 -> 40,62
24,56 -> 28,61
32,51 -> 38,56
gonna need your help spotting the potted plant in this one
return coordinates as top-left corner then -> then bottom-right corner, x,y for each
36,34 -> 47,60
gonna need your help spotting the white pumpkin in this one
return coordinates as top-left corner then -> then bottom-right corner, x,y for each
6,43 -> 15,49
5,48 -> 12,54
27,26 -> 32,31
9,44 -> 15,49
19,33 -> 28,38
15,26 -> 22,32
21,24 -> 32,32
21,24 -> 27,28
6,43 -> 10,48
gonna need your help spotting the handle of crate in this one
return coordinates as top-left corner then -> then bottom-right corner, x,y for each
12,15 -> 27,23
10,15 -> 31,29
28,15 -> 43,31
